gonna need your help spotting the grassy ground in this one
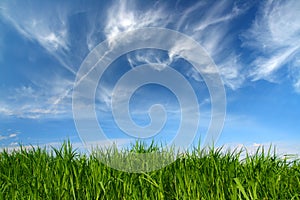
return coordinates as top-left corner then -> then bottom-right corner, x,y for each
0,141 -> 299,199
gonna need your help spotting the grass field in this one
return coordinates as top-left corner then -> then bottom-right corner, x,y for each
0,141 -> 299,199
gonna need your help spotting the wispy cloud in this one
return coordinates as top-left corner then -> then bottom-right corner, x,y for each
0,135 -> 6,141
2,0 -> 298,121
294,75 -> 300,93
0,107 -> 13,116
242,0 -> 300,91
0,131 -> 19,142
218,55 -> 245,90
0,138 -> 133,153
249,45 -> 299,81
8,133 -> 18,138
175,1 -> 206,31
184,2 -> 249,90
223,141 -> 300,159
101,0 -> 252,92
3,0 -> 298,94
96,84 -> 113,112
127,50 -> 170,70
193,1 -> 242,32
0,77 -> 73,119
104,0 -> 168,44
0,1 -> 76,74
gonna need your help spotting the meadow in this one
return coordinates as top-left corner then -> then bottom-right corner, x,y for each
0,141 -> 299,199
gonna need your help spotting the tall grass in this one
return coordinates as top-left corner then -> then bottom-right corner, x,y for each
0,141 -> 299,199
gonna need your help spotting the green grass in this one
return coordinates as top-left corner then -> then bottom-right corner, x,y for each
0,141 -> 299,199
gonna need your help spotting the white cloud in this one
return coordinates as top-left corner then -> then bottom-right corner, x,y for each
0,107 -> 13,116
9,133 -> 17,138
172,1 -> 249,90
185,67 -> 203,82
218,55 -> 245,90
127,50 -> 170,71
222,141 -> 300,160
242,0 -> 300,91
104,0 -> 168,45
0,1 -> 76,74
175,1 -> 206,31
193,1 -> 242,32
96,84 -> 113,111
0,76 -> 73,119
0,104 -> 56,119
85,1 -> 250,94
2,2 -> 68,52
173,1 -> 245,58
250,45 -> 300,81
0,138 -> 133,154
0,132 -> 18,141
0,0 -> 256,124
88,0 -> 246,120
0,135 -> 7,141
294,79 -> 300,93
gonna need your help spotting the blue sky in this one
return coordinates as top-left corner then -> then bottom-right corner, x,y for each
0,0 -> 300,154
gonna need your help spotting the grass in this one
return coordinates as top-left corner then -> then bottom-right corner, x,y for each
0,141 -> 299,199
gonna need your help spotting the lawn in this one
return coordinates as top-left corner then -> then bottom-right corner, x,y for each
0,141 -> 299,199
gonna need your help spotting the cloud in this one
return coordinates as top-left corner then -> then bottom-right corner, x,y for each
82,0 -> 251,94
244,0 -> 300,49
0,132 -> 18,142
175,1 -> 206,31
88,0 -> 244,122
294,79 -> 300,93
127,50 -> 170,70
0,135 -> 6,141
242,0 -> 300,91
0,77 -> 73,119
0,1 -> 76,74
0,107 -> 13,116
218,55 -> 245,90
104,0 -> 168,44
172,1 -> 243,56
4,0 -> 297,95
222,141 -> 300,159
171,1 -> 251,90
96,84 -> 113,111
9,133 -> 17,138
194,1 -> 243,32
105,1 -> 277,93
250,45 -> 299,81
0,138 -> 133,153
193,12 -> 250,90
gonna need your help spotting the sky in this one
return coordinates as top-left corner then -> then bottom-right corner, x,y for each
0,0 -> 300,155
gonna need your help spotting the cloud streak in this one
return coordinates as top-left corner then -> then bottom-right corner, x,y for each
104,0 -> 168,43
223,141 -> 300,160
0,1 -> 77,74
103,0 -> 249,91
1,0 -> 300,122
0,77 -> 73,119
242,0 -> 300,91
0,132 -> 19,142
